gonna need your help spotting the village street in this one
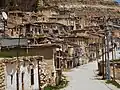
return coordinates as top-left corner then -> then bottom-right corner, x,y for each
62,61 -> 119,90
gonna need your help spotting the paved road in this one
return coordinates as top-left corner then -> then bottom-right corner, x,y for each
62,61 -> 119,90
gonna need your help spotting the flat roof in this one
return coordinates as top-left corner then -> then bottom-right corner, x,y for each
28,43 -> 61,48
34,21 -> 67,26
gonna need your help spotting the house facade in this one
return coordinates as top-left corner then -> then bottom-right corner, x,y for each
7,21 -> 68,39
0,56 -> 48,90
0,43 -> 63,90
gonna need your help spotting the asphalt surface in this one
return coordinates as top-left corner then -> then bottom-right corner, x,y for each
62,61 -> 119,90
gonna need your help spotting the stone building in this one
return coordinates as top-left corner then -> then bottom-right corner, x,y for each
112,29 -> 120,47
7,11 -> 39,38
59,34 -> 89,66
7,21 -> 68,39
70,30 -> 89,64
39,6 -> 59,17
0,52 -> 63,90
49,15 -> 74,27
0,56 -> 49,90
27,44 -> 62,84
0,43 -> 63,86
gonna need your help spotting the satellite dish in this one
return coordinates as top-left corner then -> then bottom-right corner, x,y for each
2,12 -> 8,20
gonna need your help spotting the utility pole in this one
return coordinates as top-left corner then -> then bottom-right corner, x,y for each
3,18 -> 6,38
15,2 -> 21,90
105,22 -> 111,80
2,0 -> 7,39
37,57 -> 41,90
16,23 -> 21,90
104,36 -> 107,79
102,16 -> 107,79
110,22 -> 116,81
105,19 -> 120,80
102,36 -> 105,79
95,38 -> 99,70
111,36 -> 115,80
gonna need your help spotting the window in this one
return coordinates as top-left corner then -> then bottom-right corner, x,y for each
52,72 -> 54,77
56,58 -> 60,68
32,16 -> 37,21
22,72 -> 24,83
11,30 -> 13,36
11,75 -> 13,84
53,30 -> 58,34
23,61 -> 25,67
35,28 -> 37,34
43,17 -> 46,21
44,30 -> 49,34
16,72 -> 19,90
31,69 -> 34,85
39,29 -> 41,34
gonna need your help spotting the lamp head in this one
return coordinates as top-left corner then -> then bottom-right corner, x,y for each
2,12 -> 7,20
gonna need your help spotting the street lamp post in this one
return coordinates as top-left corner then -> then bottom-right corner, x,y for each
27,40 -> 30,55
3,19 -> 6,38
102,36 -> 105,79
105,29 -> 111,80
111,36 -> 116,80
100,17 -> 118,80
105,19 -> 112,80
2,12 -> 7,38
16,25 -> 21,90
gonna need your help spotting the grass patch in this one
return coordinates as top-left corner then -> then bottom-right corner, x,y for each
44,75 -> 69,90
111,59 -> 120,62
63,68 -> 72,72
106,80 -> 120,88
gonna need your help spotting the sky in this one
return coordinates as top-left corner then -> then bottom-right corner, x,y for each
116,0 -> 120,3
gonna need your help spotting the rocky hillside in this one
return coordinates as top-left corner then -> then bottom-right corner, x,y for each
0,0 -> 37,11
45,0 -> 119,6
1,0 -> 119,11
0,0 -> 120,20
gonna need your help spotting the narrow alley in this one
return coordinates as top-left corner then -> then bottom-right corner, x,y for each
62,61 -> 119,90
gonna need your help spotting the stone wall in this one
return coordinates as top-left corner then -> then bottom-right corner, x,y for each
0,62 -> 5,90
0,55 -> 55,90
115,68 -> 120,80
110,67 -> 120,80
